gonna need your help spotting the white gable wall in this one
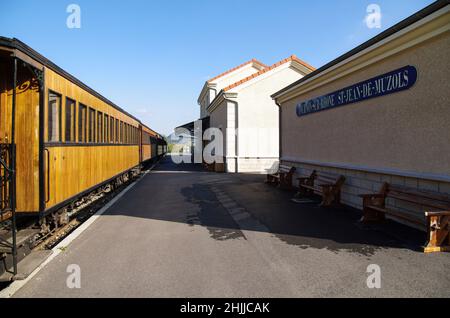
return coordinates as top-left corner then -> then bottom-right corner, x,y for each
200,63 -> 263,119
232,65 -> 305,173
212,64 -> 263,92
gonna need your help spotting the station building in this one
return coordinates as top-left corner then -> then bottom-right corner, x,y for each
272,1 -> 450,228
200,56 -> 314,173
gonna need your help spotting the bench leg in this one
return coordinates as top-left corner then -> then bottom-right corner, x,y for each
266,175 -> 277,184
298,183 -> 313,197
279,175 -> 293,190
319,188 -> 341,207
360,207 -> 385,223
424,215 -> 450,253
282,176 -> 293,190
278,174 -> 284,189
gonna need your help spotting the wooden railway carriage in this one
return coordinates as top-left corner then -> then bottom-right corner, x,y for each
140,124 -> 166,164
0,37 -> 166,278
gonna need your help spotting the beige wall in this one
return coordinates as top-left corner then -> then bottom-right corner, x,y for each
281,32 -> 450,178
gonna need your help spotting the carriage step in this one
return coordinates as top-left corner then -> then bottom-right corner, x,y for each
0,250 -> 52,282
0,229 -> 39,253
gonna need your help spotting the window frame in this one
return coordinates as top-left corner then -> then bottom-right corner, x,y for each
104,114 -> 109,144
115,118 -> 120,144
120,121 -> 124,144
78,103 -> 87,143
65,97 -> 76,143
47,90 -> 62,143
97,111 -> 103,143
110,117 -> 115,143
88,107 -> 96,143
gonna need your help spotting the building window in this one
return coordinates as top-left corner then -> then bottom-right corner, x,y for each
88,108 -> 96,143
78,104 -> 87,142
97,111 -> 103,143
65,97 -> 76,142
48,91 -> 61,142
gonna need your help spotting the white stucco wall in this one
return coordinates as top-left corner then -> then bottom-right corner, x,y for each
200,64 -> 263,119
234,64 -> 305,173
208,63 -> 306,173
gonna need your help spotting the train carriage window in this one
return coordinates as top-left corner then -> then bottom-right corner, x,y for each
120,121 -> 124,144
110,117 -> 115,143
124,123 -> 127,144
104,114 -> 109,143
65,98 -> 76,142
48,91 -> 62,142
88,108 -> 96,143
97,111 -> 103,143
116,119 -> 120,143
129,125 -> 132,144
130,125 -> 133,144
78,104 -> 87,142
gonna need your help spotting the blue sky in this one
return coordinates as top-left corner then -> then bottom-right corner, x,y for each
0,0 -> 435,135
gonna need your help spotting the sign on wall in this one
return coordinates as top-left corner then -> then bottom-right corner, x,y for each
296,65 -> 417,117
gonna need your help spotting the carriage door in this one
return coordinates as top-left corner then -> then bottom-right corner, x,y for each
0,54 -> 43,215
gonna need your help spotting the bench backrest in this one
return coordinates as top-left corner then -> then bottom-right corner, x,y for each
385,184 -> 450,211
279,165 -> 295,174
314,171 -> 345,186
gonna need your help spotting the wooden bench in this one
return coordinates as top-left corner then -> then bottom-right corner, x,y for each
203,162 -> 214,172
359,183 -> 450,253
297,170 -> 346,207
266,165 -> 296,190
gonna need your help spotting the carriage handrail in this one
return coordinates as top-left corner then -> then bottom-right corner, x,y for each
0,157 -> 13,173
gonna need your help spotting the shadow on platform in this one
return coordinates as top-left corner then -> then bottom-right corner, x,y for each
105,156 -> 427,257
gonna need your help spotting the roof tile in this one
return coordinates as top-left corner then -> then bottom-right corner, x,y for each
207,59 -> 268,83
222,55 -> 315,92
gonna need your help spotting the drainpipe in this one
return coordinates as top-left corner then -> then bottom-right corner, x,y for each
223,93 -> 238,173
275,99 -> 282,165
